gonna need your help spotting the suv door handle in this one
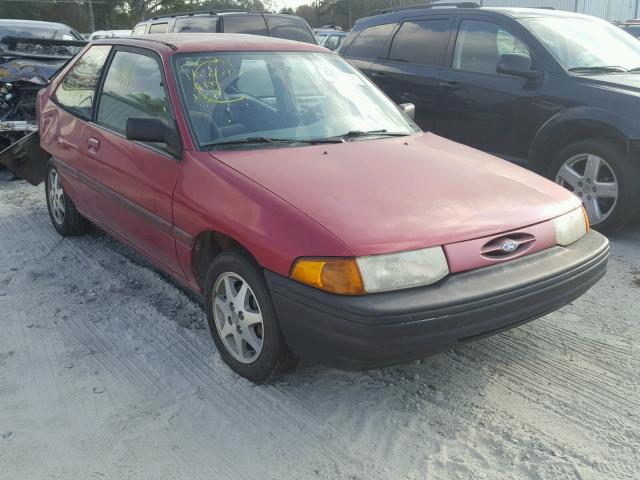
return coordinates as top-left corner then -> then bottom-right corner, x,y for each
440,80 -> 461,90
370,72 -> 385,78
86,137 -> 100,151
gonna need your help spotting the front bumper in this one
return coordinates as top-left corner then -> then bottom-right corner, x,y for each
265,230 -> 609,369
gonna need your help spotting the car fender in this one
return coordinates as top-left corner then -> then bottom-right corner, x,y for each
528,106 -> 635,172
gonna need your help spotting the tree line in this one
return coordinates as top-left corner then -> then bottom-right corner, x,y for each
0,0 -> 402,33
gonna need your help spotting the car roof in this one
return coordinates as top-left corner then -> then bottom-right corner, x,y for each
94,33 -> 326,54
355,6 -> 595,27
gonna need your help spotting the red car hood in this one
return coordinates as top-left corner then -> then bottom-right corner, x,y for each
210,133 -> 580,256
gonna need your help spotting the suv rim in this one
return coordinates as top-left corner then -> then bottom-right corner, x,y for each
213,272 -> 264,364
555,153 -> 619,225
48,169 -> 65,225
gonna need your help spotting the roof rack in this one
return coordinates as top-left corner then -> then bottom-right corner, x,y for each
371,1 -> 480,16
148,9 -> 263,21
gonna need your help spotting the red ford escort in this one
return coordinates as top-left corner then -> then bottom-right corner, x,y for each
25,34 -> 607,381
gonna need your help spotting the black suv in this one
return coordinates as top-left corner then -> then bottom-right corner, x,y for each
132,10 -> 317,44
340,3 -> 640,231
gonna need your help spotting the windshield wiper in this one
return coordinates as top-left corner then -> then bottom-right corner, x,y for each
568,66 -> 629,73
203,136 -> 343,148
337,129 -> 410,140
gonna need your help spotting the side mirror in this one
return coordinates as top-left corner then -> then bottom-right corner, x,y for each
497,53 -> 542,80
398,103 -> 415,120
126,117 -> 182,158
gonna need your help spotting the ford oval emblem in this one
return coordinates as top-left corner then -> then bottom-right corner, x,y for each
501,239 -> 519,253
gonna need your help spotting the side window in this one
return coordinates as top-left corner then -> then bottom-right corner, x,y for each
265,15 -> 316,44
174,17 -> 218,33
325,34 -> 343,50
237,59 -> 275,99
54,45 -> 111,118
388,19 -> 450,66
453,20 -> 530,74
131,24 -> 147,35
222,14 -> 268,36
343,23 -> 396,59
96,51 -> 170,144
148,22 -> 168,34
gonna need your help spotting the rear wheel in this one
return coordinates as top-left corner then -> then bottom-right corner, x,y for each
549,138 -> 640,232
204,250 -> 297,382
45,162 -> 89,236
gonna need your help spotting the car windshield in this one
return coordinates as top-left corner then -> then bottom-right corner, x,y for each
520,16 -> 640,71
173,51 -> 419,149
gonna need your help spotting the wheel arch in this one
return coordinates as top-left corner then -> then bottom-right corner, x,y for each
528,107 -> 633,174
191,230 -> 258,289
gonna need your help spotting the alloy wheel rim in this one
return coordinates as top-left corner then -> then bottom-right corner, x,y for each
555,153 -> 619,225
48,169 -> 65,225
212,272 -> 264,364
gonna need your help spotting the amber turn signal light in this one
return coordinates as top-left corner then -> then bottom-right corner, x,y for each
290,258 -> 365,295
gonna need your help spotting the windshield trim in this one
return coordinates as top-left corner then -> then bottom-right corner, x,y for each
170,50 -> 420,152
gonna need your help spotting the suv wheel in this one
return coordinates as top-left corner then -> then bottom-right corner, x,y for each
549,138 -> 640,232
45,162 -> 89,236
204,250 -> 297,382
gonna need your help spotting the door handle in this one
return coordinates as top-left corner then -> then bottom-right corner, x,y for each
440,80 -> 461,90
370,72 -> 385,78
86,137 -> 100,151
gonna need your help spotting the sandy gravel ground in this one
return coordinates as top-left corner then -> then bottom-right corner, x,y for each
0,170 -> 638,480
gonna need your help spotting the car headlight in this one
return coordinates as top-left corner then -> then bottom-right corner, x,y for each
553,206 -> 589,246
290,246 -> 449,295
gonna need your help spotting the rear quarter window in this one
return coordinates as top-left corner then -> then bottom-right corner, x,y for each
132,24 -> 147,35
265,15 -> 316,43
149,22 -> 168,34
343,23 -> 396,59
54,45 -> 112,119
174,16 -> 218,33
222,14 -> 268,36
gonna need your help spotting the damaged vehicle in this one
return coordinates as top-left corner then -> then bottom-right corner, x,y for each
7,35 -> 609,382
0,19 -> 86,178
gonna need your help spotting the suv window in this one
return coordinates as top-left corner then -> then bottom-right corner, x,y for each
54,45 -> 111,118
388,19 -> 450,66
344,23 -> 396,59
265,15 -> 315,43
96,51 -> 170,144
149,22 -> 168,34
325,34 -> 344,50
174,16 -> 218,33
222,14 -> 268,35
131,24 -> 146,35
453,19 -> 530,74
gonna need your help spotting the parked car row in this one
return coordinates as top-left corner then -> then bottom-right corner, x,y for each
2,4 -> 634,382
338,4 -> 640,232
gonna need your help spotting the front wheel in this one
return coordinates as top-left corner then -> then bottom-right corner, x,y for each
549,138 -> 640,232
204,250 -> 297,382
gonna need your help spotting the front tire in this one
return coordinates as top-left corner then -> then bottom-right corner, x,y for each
549,138 -> 640,232
204,250 -> 297,382
45,162 -> 89,236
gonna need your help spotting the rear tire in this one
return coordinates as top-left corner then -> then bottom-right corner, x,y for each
204,250 -> 297,383
45,162 -> 89,236
548,138 -> 640,233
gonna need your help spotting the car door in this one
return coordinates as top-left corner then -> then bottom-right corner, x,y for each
436,17 -> 543,163
81,47 -> 184,277
341,23 -> 397,77
368,16 -> 453,132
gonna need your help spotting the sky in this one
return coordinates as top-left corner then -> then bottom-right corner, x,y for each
274,0 -> 311,11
